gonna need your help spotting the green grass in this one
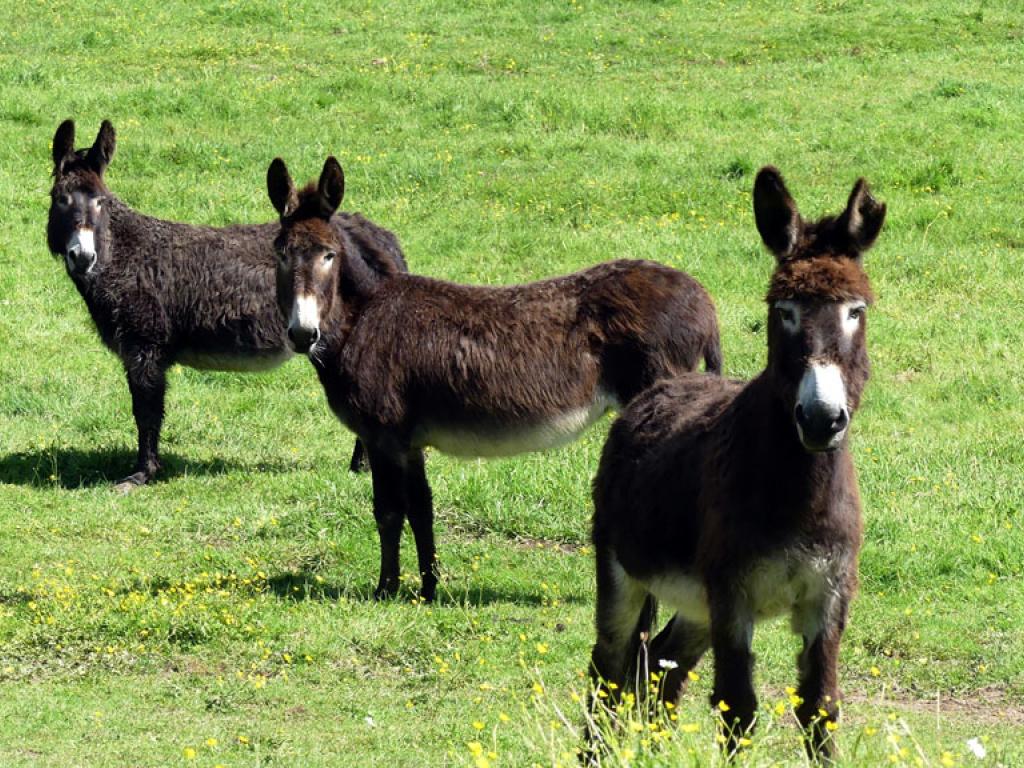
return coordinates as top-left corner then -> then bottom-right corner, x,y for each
2,0 -> 1024,765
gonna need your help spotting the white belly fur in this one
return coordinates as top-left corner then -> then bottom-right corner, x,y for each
638,552 -> 836,629
644,572 -> 711,626
422,391 -> 617,458
177,348 -> 293,372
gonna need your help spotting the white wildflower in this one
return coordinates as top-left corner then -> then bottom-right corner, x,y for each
966,737 -> 986,759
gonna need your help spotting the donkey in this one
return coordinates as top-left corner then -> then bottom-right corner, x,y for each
588,166 -> 884,761
47,120 -> 407,490
266,156 -> 723,602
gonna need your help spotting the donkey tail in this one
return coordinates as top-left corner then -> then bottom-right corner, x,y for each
703,329 -> 723,375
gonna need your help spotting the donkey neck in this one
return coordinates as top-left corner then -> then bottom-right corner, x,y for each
317,250 -> 390,357
726,373 -> 850,520
106,194 -> 157,245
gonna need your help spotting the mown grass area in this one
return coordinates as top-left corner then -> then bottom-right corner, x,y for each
1,0 -> 1023,765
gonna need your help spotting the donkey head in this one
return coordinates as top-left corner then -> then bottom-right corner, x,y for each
753,166 -> 885,452
48,120 -> 116,277
266,157 -> 346,354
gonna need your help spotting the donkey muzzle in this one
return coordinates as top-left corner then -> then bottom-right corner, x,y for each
287,325 -> 320,353
66,229 -> 97,275
794,363 -> 850,451
795,401 -> 849,451
288,295 -> 322,354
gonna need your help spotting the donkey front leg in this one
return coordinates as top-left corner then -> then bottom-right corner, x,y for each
403,449 -> 438,602
366,446 -> 409,599
709,591 -> 757,755
794,596 -> 849,763
117,347 -> 168,492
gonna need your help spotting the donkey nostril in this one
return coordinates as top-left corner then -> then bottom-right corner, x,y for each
832,408 -> 850,433
310,327 -> 321,345
794,403 -> 805,424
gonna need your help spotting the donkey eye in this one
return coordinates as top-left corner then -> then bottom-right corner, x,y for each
93,196 -> 106,209
848,306 -> 865,321
778,307 -> 795,323
324,251 -> 337,263
57,194 -> 72,208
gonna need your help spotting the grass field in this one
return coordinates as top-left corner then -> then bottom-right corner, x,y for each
2,0 -> 1023,765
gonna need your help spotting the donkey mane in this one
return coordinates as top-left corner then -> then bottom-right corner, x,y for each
767,256 -> 875,303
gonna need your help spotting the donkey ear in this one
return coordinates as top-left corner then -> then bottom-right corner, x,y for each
840,178 -> 886,253
86,120 -> 116,175
53,119 -> 76,174
753,166 -> 802,260
317,156 -> 345,218
267,157 -> 298,218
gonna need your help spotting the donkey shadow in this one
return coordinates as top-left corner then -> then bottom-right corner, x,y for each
0,447 -> 249,489
266,569 -> 587,609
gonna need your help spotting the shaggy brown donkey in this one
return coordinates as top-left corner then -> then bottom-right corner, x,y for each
267,157 -> 722,602
589,166 -> 884,762
47,120 -> 406,489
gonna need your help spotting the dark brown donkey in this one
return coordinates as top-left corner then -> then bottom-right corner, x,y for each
589,166 -> 884,761
47,120 -> 407,489
266,156 -> 722,602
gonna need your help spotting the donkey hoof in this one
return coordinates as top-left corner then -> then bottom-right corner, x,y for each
419,583 -> 437,604
373,579 -> 399,601
113,473 -> 148,494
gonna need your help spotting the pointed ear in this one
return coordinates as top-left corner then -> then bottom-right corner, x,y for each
267,157 -> 298,218
840,178 -> 886,252
86,120 -> 116,176
753,166 -> 802,260
53,119 -> 76,175
317,156 -> 345,218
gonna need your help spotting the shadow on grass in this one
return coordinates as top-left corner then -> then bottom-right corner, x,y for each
0,447 -> 279,489
266,569 -> 586,608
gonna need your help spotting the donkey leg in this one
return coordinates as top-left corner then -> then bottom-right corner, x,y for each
794,596 -> 849,764
348,438 -> 368,474
709,593 -> 757,755
366,447 -> 408,600
403,449 -> 438,602
648,615 -> 710,706
588,554 -> 650,732
117,348 -> 168,492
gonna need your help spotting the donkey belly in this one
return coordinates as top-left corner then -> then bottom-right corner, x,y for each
643,571 -> 711,627
177,348 -> 293,372
420,391 -> 617,458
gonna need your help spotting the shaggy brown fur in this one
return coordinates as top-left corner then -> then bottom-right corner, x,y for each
47,120 -> 407,488
767,257 -> 874,304
267,157 -> 723,602
588,166 -> 885,763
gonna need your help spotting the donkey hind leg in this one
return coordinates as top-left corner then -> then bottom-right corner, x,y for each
403,449 -> 439,602
709,594 -> 757,755
116,348 -> 169,493
588,557 -> 653,743
648,615 -> 710,706
589,561 -> 651,761
794,596 -> 849,764
348,438 -> 368,474
366,447 -> 410,600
